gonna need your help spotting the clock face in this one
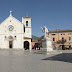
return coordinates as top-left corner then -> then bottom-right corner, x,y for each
8,25 -> 14,31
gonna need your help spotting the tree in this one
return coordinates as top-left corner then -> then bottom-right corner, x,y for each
57,39 -> 66,44
57,39 -> 66,50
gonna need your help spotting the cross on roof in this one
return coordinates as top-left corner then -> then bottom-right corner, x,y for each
10,10 -> 12,16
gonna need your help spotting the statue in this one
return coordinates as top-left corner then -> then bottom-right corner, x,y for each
41,26 -> 53,52
41,26 -> 49,38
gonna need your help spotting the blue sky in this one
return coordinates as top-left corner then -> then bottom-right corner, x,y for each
0,0 -> 72,37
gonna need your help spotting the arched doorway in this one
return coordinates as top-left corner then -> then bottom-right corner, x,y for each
24,41 -> 29,50
9,41 -> 13,48
8,36 -> 13,48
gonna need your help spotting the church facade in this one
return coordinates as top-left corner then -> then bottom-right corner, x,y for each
0,11 -> 32,50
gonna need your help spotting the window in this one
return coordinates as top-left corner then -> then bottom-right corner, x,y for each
62,37 -> 64,41
53,38 -> 55,41
24,25 -> 25,33
26,24 -> 28,27
5,36 -> 6,38
62,37 -> 64,39
69,37 -> 71,41
26,21 -> 28,23
61,33 -> 65,35
15,36 -> 16,38
26,21 -> 28,27
52,34 -> 55,35
68,33 -> 71,35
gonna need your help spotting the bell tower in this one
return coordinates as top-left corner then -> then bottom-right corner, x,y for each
22,16 -> 32,50
22,16 -> 32,38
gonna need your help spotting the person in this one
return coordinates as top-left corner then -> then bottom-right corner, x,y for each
38,45 -> 40,50
34,45 -> 36,50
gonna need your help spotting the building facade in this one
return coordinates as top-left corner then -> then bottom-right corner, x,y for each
0,11 -> 32,50
38,29 -> 72,49
49,29 -> 72,48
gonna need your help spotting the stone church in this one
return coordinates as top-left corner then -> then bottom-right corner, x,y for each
0,11 -> 32,50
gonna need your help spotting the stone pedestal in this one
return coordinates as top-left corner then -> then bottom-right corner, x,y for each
41,38 -> 53,52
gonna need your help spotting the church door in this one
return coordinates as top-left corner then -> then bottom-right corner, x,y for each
24,41 -> 29,50
9,41 -> 13,48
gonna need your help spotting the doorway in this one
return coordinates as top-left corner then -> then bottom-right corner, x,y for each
24,41 -> 29,50
9,41 -> 13,48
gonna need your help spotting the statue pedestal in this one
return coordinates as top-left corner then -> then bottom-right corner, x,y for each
41,38 -> 53,52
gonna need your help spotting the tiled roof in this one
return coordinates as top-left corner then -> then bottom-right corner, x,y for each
38,29 -> 72,40
49,30 -> 72,33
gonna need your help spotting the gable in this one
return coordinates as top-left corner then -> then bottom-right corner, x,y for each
0,15 -> 22,25
0,16 -> 23,34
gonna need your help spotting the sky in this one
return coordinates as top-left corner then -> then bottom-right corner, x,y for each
0,0 -> 72,37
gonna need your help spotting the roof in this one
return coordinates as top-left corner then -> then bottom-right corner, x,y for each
23,16 -> 31,18
49,29 -> 72,33
38,35 -> 44,41
38,29 -> 72,40
0,15 -> 22,25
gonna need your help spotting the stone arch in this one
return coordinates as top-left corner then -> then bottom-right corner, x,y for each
24,41 -> 29,50
8,36 -> 13,40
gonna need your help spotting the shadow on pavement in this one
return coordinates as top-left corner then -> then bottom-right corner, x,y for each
42,53 -> 72,63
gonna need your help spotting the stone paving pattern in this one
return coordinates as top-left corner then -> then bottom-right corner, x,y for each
0,50 -> 72,72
